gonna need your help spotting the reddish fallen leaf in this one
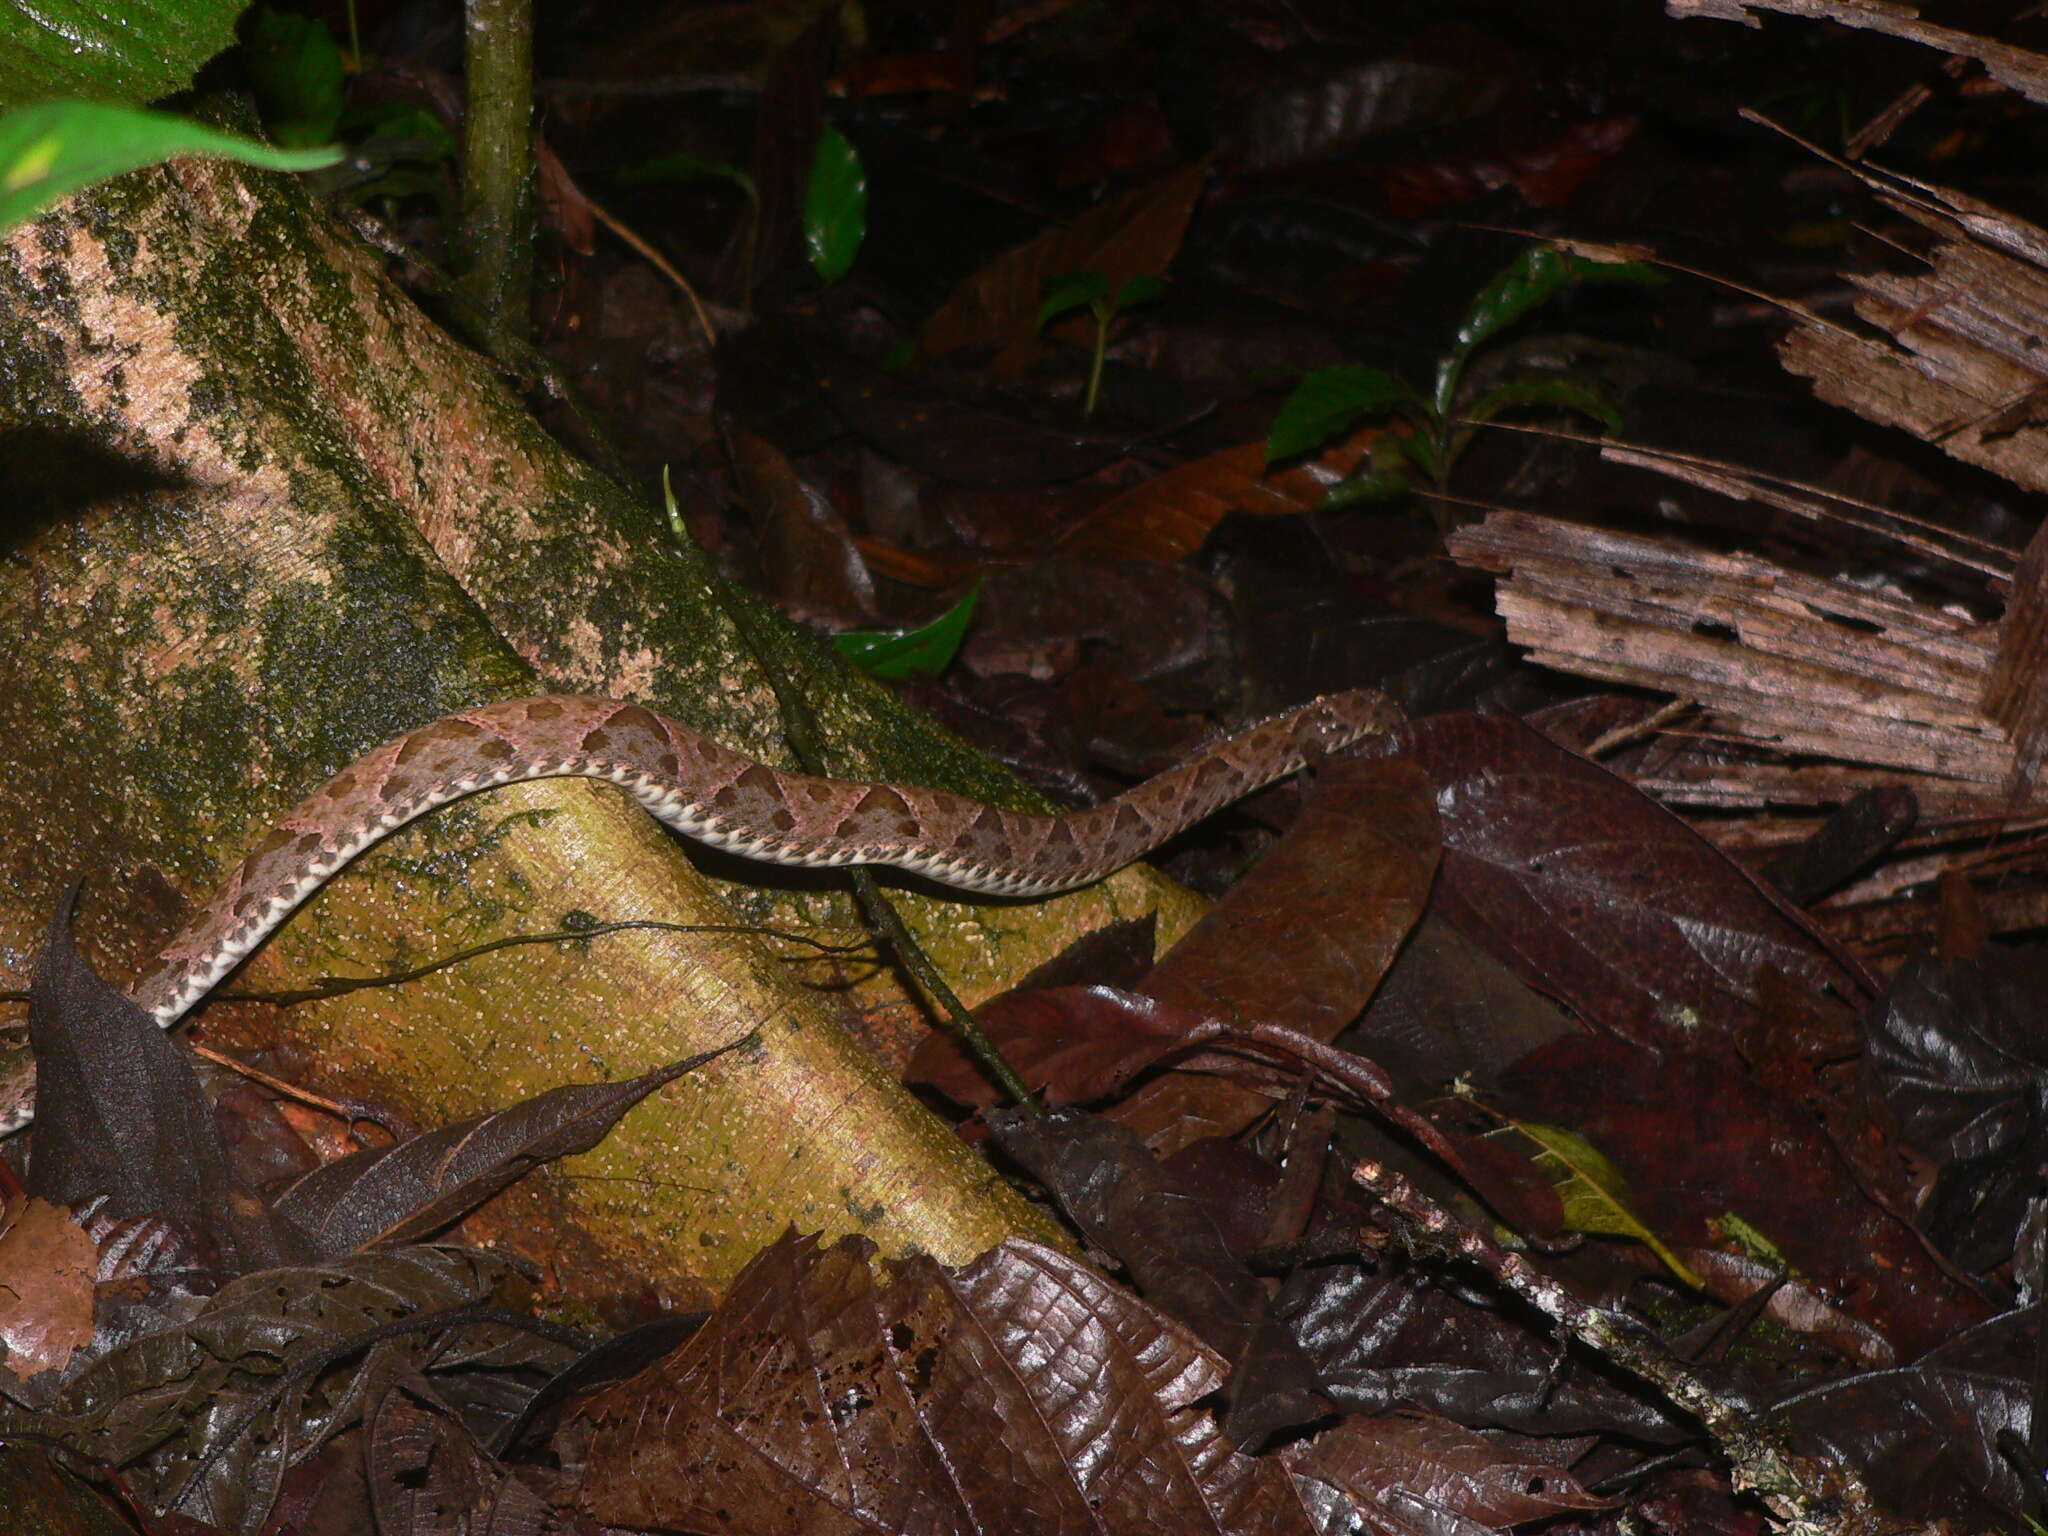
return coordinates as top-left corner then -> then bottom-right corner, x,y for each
534,137 -> 597,256
273,1043 -> 742,1258
0,1193 -> 96,1378
569,1232 -> 1320,1534
836,51 -> 977,98
1057,427 -> 1386,564
1057,102 -> 1176,188
1276,1244 -> 1687,1441
1678,1245 -> 1895,1367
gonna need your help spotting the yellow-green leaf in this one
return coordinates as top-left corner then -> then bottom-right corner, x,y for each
1505,1118 -> 1703,1289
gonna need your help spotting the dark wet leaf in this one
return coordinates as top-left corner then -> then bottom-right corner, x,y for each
1342,913 -> 1578,1090
4,1247 -> 533,1531
1277,1249 -> 1687,1440
1410,712 -> 1863,1049
1285,1410 -> 1609,1532
1763,786 -> 1918,905
26,887 -> 284,1275
908,984 -> 1201,1110
988,1106 -> 1327,1443
569,1232 -> 1320,1534
1863,945 -> 2048,1270
366,1375 -> 566,1535
1680,1246 -> 1894,1366
273,1042 -> 744,1258
1766,1305 -> 2042,1531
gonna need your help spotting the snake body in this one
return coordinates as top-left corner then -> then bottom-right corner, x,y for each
131,691 -> 1397,1031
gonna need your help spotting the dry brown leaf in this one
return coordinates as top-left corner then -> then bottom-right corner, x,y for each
0,1193 -> 97,1378
1058,426 -> 1384,562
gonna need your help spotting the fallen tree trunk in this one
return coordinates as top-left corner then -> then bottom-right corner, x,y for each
0,152 -> 1198,1299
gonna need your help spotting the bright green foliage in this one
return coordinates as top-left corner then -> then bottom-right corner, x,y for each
804,124 -> 865,284
1265,366 -> 1415,464
242,5 -> 346,149
833,581 -> 982,681
0,0 -> 244,111
1266,242 -> 1659,513
0,100 -> 337,232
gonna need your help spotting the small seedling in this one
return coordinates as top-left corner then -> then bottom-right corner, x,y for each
1266,243 -> 1659,528
1037,271 -> 1168,417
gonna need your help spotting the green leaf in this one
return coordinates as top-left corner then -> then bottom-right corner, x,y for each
1114,273 -> 1167,312
833,581 -> 981,680
619,149 -> 756,201
1397,427 -> 1444,482
803,123 -> 865,284
1036,270 -> 1109,331
0,101 -> 339,232
242,6 -> 345,149
1320,464 -> 1413,508
0,0 -> 246,111
1465,376 -> 1624,435
1508,1119 -> 1703,1289
340,101 -> 457,160
1453,242 -> 1666,357
1265,365 -> 1415,463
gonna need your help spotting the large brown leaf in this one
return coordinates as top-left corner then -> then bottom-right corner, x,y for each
1117,750 -> 1439,1153
570,1232 -> 1319,1535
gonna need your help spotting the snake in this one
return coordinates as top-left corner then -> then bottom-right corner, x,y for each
8,690 -> 1397,1133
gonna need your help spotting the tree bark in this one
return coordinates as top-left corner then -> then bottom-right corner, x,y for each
0,154 -> 1204,1300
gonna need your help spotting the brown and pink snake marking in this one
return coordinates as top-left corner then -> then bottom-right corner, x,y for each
8,691 -> 1395,1133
